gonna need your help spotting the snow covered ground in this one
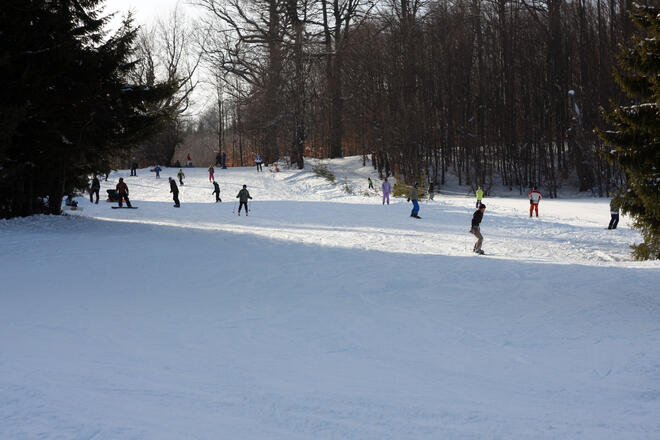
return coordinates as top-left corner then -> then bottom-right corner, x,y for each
1,157 -> 659,439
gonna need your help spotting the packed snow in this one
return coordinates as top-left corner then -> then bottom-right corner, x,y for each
1,157 -> 659,439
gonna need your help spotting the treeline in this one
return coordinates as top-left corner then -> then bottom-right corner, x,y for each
195,0 -> 652,196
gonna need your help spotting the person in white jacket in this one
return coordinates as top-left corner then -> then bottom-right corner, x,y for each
528,186 -> 542,217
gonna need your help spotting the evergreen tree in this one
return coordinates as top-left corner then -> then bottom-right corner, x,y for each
597,5 -> 660,260
0,0 -> 176,218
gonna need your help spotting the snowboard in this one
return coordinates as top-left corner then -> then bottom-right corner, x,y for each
111,206 -> 138,209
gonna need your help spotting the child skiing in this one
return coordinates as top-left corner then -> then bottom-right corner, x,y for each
368,177 -> 374,190
177,168 -> 185,185
407,183 -> 421,218
212,181 -> 221,202
382,178 -> 391,205
236,184 -> 252,216
208,165 -> 215,182
470,203 -> 486,255
169,177 -> 180,207
154,165 -> 161,178
528,186 -> 542,217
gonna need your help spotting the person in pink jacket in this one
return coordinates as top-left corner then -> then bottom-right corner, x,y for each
528,186 -> 542,217
382,178 -> 392,205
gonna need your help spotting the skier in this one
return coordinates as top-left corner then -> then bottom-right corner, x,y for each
476,186 -> 484,208
470,203 -> 486,255
382,178 -> 392,205
368,177 -> 374,190
169,177 -> 180,207
608,197 -> 620,229
208,165 -> 215,182
154,164 -> 161,179
186,153 -> 192,167
116,177 -> 132,208
89,175 -> 100,204
236,184 -> 252,216
407,183 -> 421,218
212,181 -> 221,202
130,161 -> 138,176
255,154 -> 263,172
177,168 -> 185,185
528,186 -> 542,217
428,182 -> 435,200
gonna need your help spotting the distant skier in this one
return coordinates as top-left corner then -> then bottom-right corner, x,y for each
89,175 -> 100,204
177,168 -> 185,185
608,197 -> 620,230
130,161 -> 138,176
368,177 -> 374,190
470,203 -> 486,255
186,153 -> 192,167
428,181 -> 435,200
215,152 -> 222,166
212,181 -> 221,202
255,154 -> 263,172
407,183 -> 421,218
154,165 -> 161,179
222,151 -> 227,169
476,186 -> 484,208
528,186 -> 542,217
208,165 -> 215,182
116,177 -> 132,208
169,177 -> 180,207
236,184 -> 252,216
382,178 -> 392,205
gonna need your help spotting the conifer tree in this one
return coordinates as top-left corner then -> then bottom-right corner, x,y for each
0,0 -> 176,218
598,5 -> 660,260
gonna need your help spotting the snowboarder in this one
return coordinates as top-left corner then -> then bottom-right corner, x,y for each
470,203 -> 486,255
89,175 -> 100,204
608,197 -> 620,230
186,153 -> 192,167
382,178 -> 392,205
528,186 -> 542,217
130,161 -> 138,176
255,154 -> 263,172
476,186 -> 484,208
116,177 -> 132,208
169,177 -> 180,207
154,165 -> 161,179
208,165 -> 215,182
236,184 -> 252,216
177,168 -> 185,185
407,183 -> 421,218
368,177 -> 374,190
212,181 -> 221,202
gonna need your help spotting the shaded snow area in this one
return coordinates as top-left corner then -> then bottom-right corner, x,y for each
1,157 -> 659,439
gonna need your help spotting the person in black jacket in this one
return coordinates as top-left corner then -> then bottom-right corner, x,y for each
169,177 -> 180,207
236,184 -> 252,216
470,203 -> 486,255
89,175 -> 100,204
212,181 -> 221,202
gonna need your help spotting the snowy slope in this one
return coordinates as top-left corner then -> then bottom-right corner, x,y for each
1,157 -> 659,439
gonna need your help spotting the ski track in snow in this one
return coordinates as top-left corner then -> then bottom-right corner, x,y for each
1,157 -> 659,439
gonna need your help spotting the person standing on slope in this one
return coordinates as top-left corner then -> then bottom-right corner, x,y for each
476,186 -> 484,208
528,186 -> 542,217
89,175 -> 100,204
236,184 -> 252,216
382,178 -> 392,205
212,181 -> 221,202
154,164 -> 161,178
116,177 -> 132,208
407,183 -> 421,218
177,168 -> 185,185
186,153 -> 192,167
208,165 -> 215,182
368,177 -> 374,190
255,154 -> 263,172
169,177 -> 180,207
470,203 -> 486,255
608,196 -> 620,230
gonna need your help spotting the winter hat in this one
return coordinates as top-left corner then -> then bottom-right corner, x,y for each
480,203 -> 486,209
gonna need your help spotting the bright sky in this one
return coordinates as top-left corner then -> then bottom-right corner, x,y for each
104,0 -> 199,27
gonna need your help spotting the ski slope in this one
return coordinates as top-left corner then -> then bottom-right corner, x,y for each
1,157 -> 659,439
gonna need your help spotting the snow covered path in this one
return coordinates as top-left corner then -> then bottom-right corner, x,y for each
1,158 -> 659,439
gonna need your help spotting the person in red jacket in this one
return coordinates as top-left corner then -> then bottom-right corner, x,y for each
116,178 -> 132,208
528,186 -> 542,217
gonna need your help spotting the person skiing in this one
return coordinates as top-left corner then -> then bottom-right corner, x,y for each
177,168 -> 185,185
476,186 -> 484,208
470,203 -> 486,255
382,178 -> 392,205
236,184 -> 252,216
89,175 -> 100,204
528,186 -> 542,217
208,165 -> 215,182
407,183 -> 421,218
368,177 -> 374,190
212,181 -> 221,202
169,177 -> 180,207
186,153 -> 192,167
154,164 -> 161,179
608,196 -> 620,230
130,161 -> 138,176
116,177 -> 132,208
255,154 -> 263,172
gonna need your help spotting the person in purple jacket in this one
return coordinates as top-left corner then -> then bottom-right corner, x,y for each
382,178 -> 392,205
